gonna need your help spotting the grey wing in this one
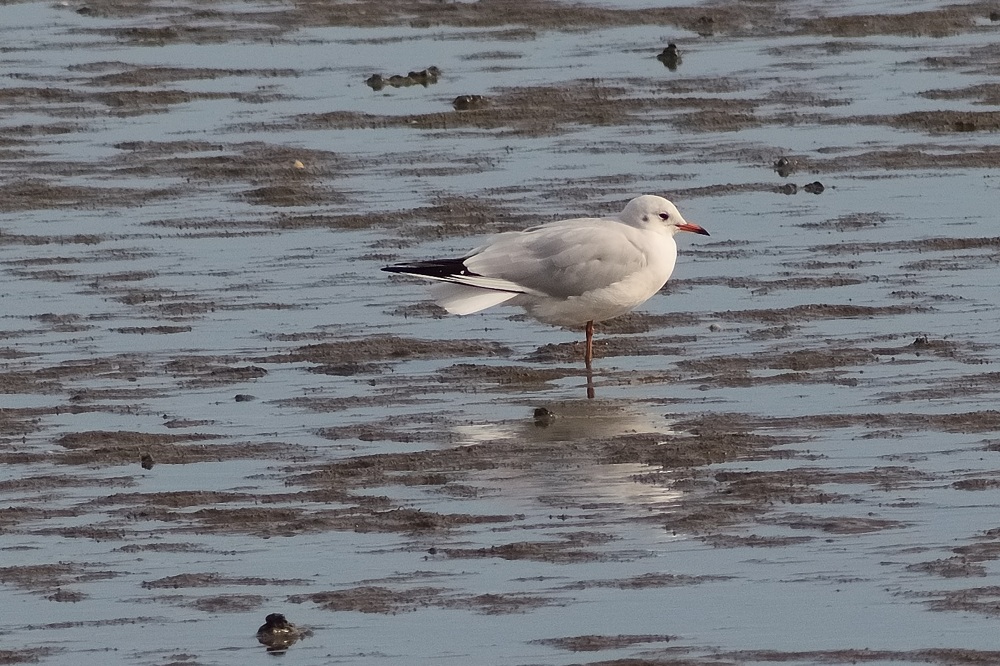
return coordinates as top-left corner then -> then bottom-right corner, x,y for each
464,221 -> 647,298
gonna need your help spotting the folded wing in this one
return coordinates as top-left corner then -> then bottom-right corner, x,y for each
465,220 -> 647,299
383,219 -> 648,315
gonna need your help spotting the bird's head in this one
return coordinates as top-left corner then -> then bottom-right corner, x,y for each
622,195 -> 710,237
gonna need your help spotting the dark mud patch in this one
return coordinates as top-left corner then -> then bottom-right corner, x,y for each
0,648 -> 56,665
242,183 -> 332,207
66,386 -> 164,403
0,473 -> 132,494
115,542 -> 231,555
884,371 -> 1000,403
124,501 -> 516,538
656,465 -> 926,539
274,189 -> 533,239
678,347 -> 878,385
164,359 -> 268,387
714,467 -> 930,490
0,563 -> 119,600
801,6 -> 989,37
712,470 -> 852,505
858,110 -> 1000,134
700,533 -> 815,548
447,591 -> 560,615
589,333 -> 706,364
297,427 -> 792,496
141,573 -> 308,589
441,533 -> 625,564
906,557 -> 987,579
766,513 -> 906,535
110,140 -> 350,211
190,594 -> 265,613
93,490 -> 258,510
273,393 -> 447,413
68,0 -> 970,43
952,477 -> 1000,491
291,420 -> 805,554
14,354 -> 151,392
289,584 -> 555,615
715,648 -> 1000,664
922,82 -> 1000,105
687,274 -> 867,295
405,194 -> 536,237
870,335 -> 973,361
317,413 -> 459,444
262,334 -> 510,369
798,145 -> 1000,173
533,634 -> 675,652
308,2 -> 776,35
796,212 -> 890,232
49,431 -> 307,467
927,586 -> 1000,617
264,80 -> 758,138
0,180 -> 168,214
438,363 -> 577,390
111,291 -> 299,319
559,572 -> 728,590
680,410 -> 1000,435
15,617 -> 162,632
593,314 -> 703,336
78,64 -> 298,88
954,531 -> 1000,564
717,303 -> 928,324
80,19 -> 286,46
0,83 -> 274,119
247,78 -> 1000,155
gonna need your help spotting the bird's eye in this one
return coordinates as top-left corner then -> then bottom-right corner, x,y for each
658,212 -> 671,221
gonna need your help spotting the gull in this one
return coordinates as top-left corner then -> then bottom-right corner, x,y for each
382,195 -> 709,366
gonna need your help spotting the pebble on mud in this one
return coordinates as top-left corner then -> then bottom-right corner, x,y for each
453,94 -> 489,111
256,613 -> 310,652
140,453 -> 154,470
234,394 -> 256,402
533,407 -> 556,428
366,66 -> 441,91
773,156 -> 795,177
803,181 -> 825,194
657,43 -> 682,70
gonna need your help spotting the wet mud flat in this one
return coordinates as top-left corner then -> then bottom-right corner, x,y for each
3,0 -> 1000,664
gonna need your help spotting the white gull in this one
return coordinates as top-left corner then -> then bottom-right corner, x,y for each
383,195 -> 709,366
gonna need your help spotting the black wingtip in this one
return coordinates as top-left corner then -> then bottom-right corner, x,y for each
381,258 -> 472,280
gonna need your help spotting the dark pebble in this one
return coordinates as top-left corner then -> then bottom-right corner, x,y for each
453,94 -> 488,110
533,407 -> 556,427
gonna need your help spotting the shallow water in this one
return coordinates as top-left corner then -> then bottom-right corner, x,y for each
3,1 -> 1000,664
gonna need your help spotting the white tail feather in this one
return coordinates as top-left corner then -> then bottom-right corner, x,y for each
431,282 -> 518,315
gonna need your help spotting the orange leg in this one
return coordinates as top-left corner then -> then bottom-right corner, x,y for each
584,320 -> 594,367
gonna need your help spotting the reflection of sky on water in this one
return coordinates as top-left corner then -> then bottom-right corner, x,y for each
450,399 -> 686,509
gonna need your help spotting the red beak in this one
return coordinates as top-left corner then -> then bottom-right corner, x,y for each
677,222 -> 710,236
